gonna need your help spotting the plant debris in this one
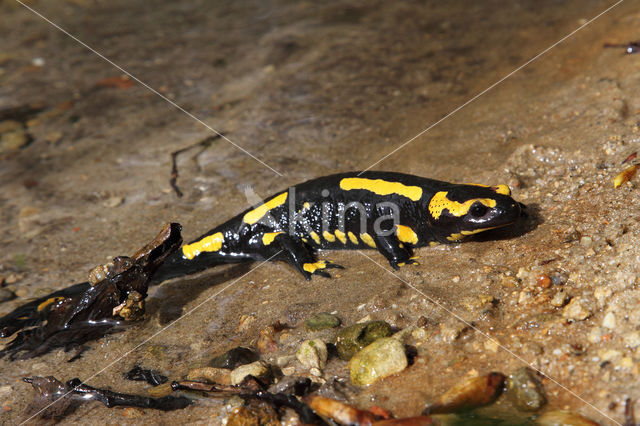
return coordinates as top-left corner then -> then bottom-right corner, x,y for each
123,366 -> 169,386
613,163 -> 639,188
23,376 -> 191,420
169,134 -> 223,197
0,223 -> 182,360
422,372 -> 506,415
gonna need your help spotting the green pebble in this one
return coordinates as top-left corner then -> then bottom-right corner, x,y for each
506,367 -> 546,411
349,337 -> 407,386
304,312 -> 341,331
336,320 -> 392,360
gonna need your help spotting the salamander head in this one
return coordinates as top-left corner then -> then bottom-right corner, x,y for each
427,183 -> 522,242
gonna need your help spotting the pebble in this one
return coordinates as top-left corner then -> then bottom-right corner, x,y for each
235,314 -> 256,333
506,367 -> 546,411
336,320 -> 392,360
0,385 -> 12,399
0,288 -> 15,303
349,337 -> 407,386
593,287 -> 612,306
304,312 -> 341,331
5,273 -> 24,284
102,196 -> 123,208
602,312 -> 616,329
230,360 -> 270,385
580,236 -> 593,247
209,346 -> 259,369
550,290 -> 568,307
624,331 -> 640,348
281,366 -> 295,376
227,403 -> 279,426
296,339 -> 328,370
0,120 -> 29,154
536,410 -> 599,425
186,366 -> 231,385
562,298 -> 591,321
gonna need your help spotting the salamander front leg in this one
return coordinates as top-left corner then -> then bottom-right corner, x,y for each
272,234 -> 343,280
374,235 -> 418,270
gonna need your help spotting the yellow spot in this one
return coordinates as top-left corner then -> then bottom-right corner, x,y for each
397,262 -> 405,267
396,224 -> 418,245
347,231 -> 358,244
447,225 -> 503,242
334,229 -> 347,244
460,226 -> 501,236
429,241 -> 440,247
303,260 -> 327,274
309,231 -> 321,245
182,232 -> 224,260
243,192 -> 288,224
323,231 -> 336,242
614,164 -> 639,188
360,233 -> 376,248
493,184 -> 511,196
37,296 -> 64,312
428,192 -> 497,220
303,202 -> 311,210
340,177 -> 422,201
262,232 -> 283,246
465,183 -> 511,196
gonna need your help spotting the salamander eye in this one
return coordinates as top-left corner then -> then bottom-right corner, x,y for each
469,202 -> 488,218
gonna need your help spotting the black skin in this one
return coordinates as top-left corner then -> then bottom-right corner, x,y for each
0,172 -> 523,339
156,171 -> 523,280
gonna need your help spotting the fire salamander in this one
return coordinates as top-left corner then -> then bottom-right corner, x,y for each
153,171 -> 523,281
0,171 -> 523,338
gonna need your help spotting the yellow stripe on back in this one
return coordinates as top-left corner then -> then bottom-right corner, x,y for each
464,183 -> 511,196
396,224 -> 418,244
182,232 -> 224,260
340,177 -> 422,201
243,192 -> 288,224
428,191 -> 496,220
323,231 -> 336,242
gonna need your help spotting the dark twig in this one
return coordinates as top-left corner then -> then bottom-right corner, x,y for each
170,134 -> 222,197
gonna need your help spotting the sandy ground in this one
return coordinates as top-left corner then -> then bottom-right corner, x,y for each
1,0 -> 640,424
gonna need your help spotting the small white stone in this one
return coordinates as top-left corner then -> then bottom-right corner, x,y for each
0,385 -> 12,398
602,312 -> 616,329
281,366 -> 295,376
296,339 -> 328,370
562,298 -> 591,321
588,327 -> 602,344
230,361 -> 269,385
309,367 -> 322,377
580,236 -> 593,247
624,331 -> 640,348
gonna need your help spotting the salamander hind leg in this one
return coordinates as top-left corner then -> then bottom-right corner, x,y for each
270,233 -> 343,280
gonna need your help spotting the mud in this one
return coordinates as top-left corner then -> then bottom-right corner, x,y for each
1,0 -> 640,424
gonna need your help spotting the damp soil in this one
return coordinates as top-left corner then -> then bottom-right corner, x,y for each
1,0 -> 640,424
